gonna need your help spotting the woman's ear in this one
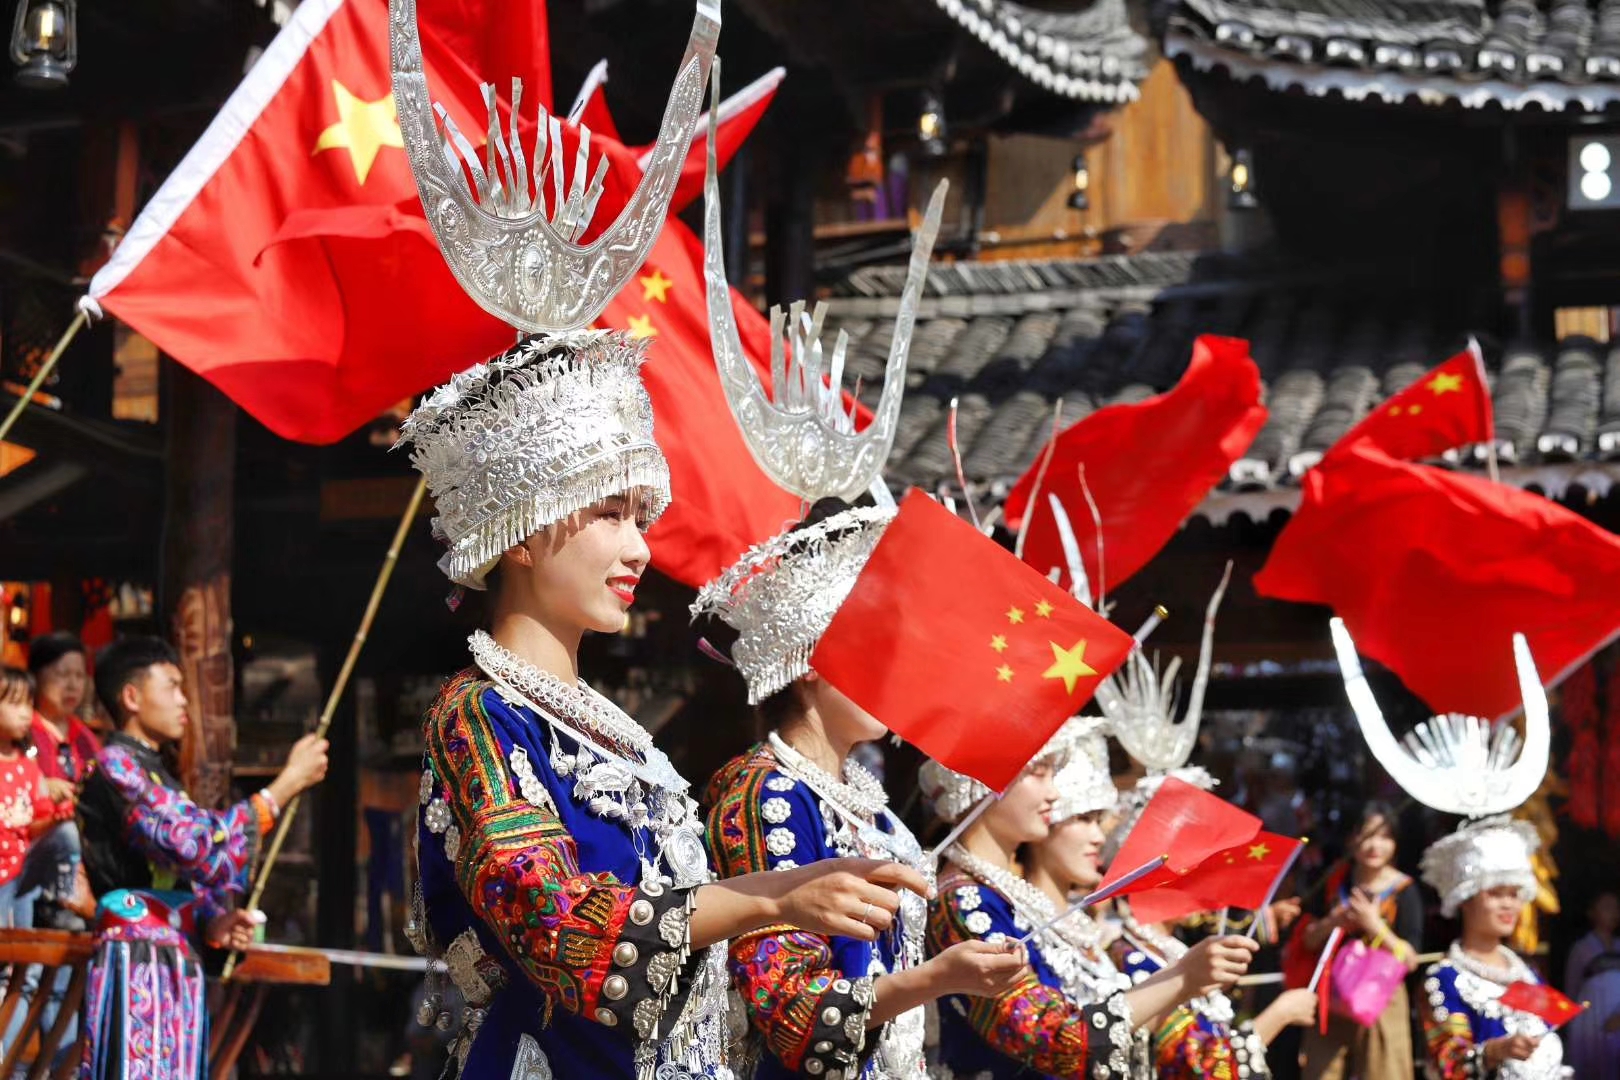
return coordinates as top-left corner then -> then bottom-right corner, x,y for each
503,540 -> 536,570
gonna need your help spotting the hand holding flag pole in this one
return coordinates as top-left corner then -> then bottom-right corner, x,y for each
1244,837 -> 1307,940
1016,854 -> 1171,946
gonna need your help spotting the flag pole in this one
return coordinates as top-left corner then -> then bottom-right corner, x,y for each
223,473 -> 430,980
1244,837 -> 1308,940
1308,926 -> 1344,992
0,309 -> 89,444
1016,853 -> 1170,945
928,793 -> 997,867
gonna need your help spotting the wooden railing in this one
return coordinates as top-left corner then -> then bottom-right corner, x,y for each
0,931 -> 331,1080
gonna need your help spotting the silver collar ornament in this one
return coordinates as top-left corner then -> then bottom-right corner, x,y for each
389,0 -> 722,586
692,67 -> 950,702
1331,617 -> 1550,916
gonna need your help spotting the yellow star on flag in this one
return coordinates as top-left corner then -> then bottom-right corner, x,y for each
1007,606 -> 1025,625
996,664 -> 1015,683
1042,638 -> 1098,694
989,634 -> 1008,653
1034,599 -> 1054,618
1248,841 -> 1272,861
1388,405 -> 1403,416
1408,403 -> 1423,415
640,270 -> 674,304
627,314 -> 658,340
313,80 -> 404,185
1427,371 -> 1464,395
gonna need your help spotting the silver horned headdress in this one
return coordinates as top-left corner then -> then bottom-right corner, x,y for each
1330,617 -> 1550,915
692,67 -> 949,702
1045,716 -> 1118,823
919,759 -> 993,826
390,0 -> 720,586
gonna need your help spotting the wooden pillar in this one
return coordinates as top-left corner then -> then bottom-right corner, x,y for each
161,361 -> 236,809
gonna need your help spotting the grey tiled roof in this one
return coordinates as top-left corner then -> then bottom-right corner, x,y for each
1164,0 -> 1620,110
832,252 -> 1620,496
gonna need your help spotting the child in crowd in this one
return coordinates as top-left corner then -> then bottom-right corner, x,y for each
0,667 -> 73,928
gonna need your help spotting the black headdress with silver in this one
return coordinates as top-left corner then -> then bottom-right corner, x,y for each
690,68 -> 948,702
1331,618 -> 1550,917
390,0 -> 721,588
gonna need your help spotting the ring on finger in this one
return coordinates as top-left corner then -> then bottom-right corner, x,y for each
859,901 -> 874,925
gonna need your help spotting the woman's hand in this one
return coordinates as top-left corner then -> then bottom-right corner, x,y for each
42,777 -> 75,805
1346,889 -> 1384,937
205,909 -> 266,952
925,940 -> 1030,997
1176,935 -> 1258,995
1268,897 -> 1303,933
1253,987 -> 1319,1043
1483,1033 -> 1541,1065
774,858 -> 933,943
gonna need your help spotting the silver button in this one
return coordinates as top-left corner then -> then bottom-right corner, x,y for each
596,1007 -> 617,1027
641,879 -> 665,897
832,978 -> 851,994
629,900 -> 655,926
603,975 -> 629,1001
821,1007 -> 842,1026
614,942 -> 639,968
814,1041 -> 833,1053
805,1062 -> 824,1076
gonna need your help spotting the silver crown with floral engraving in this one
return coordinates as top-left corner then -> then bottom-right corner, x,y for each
1046,716 -> 1118,823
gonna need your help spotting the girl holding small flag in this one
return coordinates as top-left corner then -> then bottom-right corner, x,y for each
1104,772 -> 1319,1078
698,498 -> 1029,1080
921,735 -> 1259,1080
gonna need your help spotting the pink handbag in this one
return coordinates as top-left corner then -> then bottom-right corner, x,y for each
1329,939 -> 1408,1027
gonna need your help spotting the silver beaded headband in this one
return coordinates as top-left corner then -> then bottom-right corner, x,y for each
1046,716 -> 1118,823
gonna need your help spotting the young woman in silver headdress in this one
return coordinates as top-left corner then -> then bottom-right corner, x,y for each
922,747 -> 1259,1080
391,6 -> 928,1078
698,500 -> 1028,1080
1329,619 -> 1568,1079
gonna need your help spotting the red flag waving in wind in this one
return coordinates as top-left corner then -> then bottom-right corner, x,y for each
1330,345 -> 1494,464
1254,443 -> 1620,718
1499,982 -> 1586,1029
1127,830 -> 1302,925
1098,777 -> 1261,898
1005,336 -> 1267,594
811,490 -> 1135,792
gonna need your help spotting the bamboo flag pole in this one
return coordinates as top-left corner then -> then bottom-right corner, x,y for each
223,473 -> 430,980
0,309 -> 89,444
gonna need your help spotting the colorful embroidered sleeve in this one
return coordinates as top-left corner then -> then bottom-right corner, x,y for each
1150,1008 -> 1270,1079
928,877 -> 1131,1077
423,677 -> 701,1038
1422,963 -> 1489,1080
98,744 -> 256,919
705,751 -> 874,1077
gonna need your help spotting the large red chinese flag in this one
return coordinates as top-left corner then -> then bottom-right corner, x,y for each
1254,443 -> 1620,718
1499,982 -> 1586,1029
1128,830 -> 1302,925
1098,777 -> 1261,896
84,0 -> 527,444
1004,336 -> 1267,593
810,490 -> 1134,791
1331,345 -> 1494,464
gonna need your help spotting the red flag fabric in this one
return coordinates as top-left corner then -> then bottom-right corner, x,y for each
810,490 -> 1135,792
1330,346 -> 1494,464
85,0 -> 520,444
1127,830 -> 1303,925
1004,336 -> 1267,594
1499,982 -> 1586,1028
1098,777 -> 1261,896
1254,443 -> 1620,719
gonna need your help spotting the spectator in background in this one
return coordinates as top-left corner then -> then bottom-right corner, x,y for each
23,632 -> 98,929
0,666 -> 72,927
1563,891 -> 1620,1079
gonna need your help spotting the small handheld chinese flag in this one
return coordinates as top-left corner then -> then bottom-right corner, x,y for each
1098,778 -> 1262,897
810,490 -> 1134,792
1127,830 -> 1303,926
1330,344 -> 1493,464
1499,982 -> 1586,1029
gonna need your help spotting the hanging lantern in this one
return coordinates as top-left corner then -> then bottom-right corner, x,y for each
1228,147 -> 1258,210
918,90 -> 947,158
1066,153 -> 1090,211
10,0 -> 75,89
